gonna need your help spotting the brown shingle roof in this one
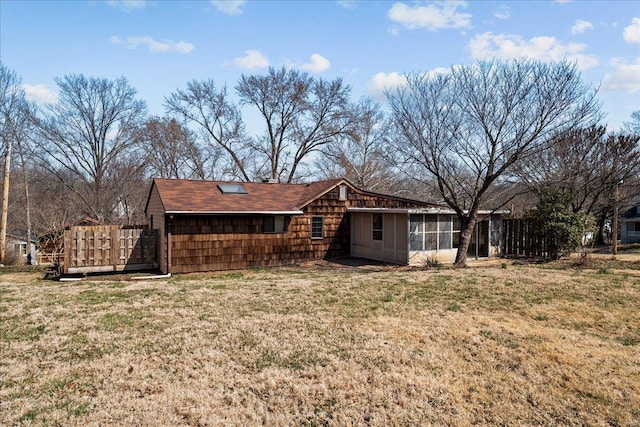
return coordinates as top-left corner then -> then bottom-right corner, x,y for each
150,178 -> 345,214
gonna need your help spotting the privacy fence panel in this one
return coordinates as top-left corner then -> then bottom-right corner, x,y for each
63,225 -> 158,274
502,219 -> 550,258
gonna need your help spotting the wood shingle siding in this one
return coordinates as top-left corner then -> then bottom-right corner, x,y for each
168,188 -> 351,273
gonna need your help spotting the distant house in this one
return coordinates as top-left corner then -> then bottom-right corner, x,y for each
6,234 -> 37,265
145,178 -> 506,274
621,204 -> 640,244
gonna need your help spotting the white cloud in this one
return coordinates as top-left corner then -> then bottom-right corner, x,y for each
210,0 -> 245,15
388,1 -> 472,31
106,0 -> 147,11
110,35 -> 194,53
366,72 -> 407,99
337,0 -> 357,9
623,17 -> 640,43
571,19 -> 593,35
23,84 -> 57,105
602,57 -> 640,92
388,26 -> 400,36
468,32 -> 599,70
233,50 -> 269,69
493,5 -> 510,20
299,54 -> 331,73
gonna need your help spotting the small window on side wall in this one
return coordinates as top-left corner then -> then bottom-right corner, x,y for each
311,216 -> 323,239
372,213 -> 383,241
263,215 -> 285,233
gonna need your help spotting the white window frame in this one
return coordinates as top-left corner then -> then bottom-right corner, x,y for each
311,216 -> 324,239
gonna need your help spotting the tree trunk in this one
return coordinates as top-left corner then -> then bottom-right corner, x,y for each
454,216 -> 476,267
595,209 -> 608,245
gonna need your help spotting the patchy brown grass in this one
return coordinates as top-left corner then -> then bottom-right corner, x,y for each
1,258 -> 639,426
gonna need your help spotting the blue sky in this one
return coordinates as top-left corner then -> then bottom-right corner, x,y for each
1,0 -> 639,131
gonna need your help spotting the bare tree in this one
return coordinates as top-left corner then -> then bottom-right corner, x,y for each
237,67 -> 353,183
318,98 -> 395,192
386,59 -> 601,266
35,74 -> 147,223
0,63 -> 31,263
140,116 -> 215,179
624,110 -> 640,136
165,80 -> 249,181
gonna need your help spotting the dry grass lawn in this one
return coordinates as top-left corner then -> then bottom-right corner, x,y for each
1,256 -> 639,426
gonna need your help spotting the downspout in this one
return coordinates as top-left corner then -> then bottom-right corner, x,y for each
406,212 -> 410,266
166,215 -> 172,275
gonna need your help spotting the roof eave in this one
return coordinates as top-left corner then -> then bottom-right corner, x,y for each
163,210 -> 304,215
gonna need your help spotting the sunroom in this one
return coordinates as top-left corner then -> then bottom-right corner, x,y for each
349,208 -> 504,266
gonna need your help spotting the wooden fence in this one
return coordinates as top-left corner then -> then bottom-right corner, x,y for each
502,218 -> 550,258
62,225 -> 158,274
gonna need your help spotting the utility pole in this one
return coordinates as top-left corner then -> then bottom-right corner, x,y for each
0,136 -> 11,264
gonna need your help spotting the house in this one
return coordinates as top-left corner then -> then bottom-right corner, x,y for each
145,178 -> 506,274
621,204 -> 640,244
5,233 -> 37,265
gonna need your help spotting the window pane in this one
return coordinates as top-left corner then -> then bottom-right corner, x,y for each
452,231 -> 461,248
410,233 -> 423,251
425,233 -> 437,250
425,216 -> 437,232
372,213 -> 383,241
439,232 -> 452,250
490,217 -> 501,246
263,216 -> 275,233
372,213 -> 383,230
439,215 -> 452,232
311,217 -> 323,239
275,216 -> 285,233
453,217 -> 461,232
410,215 -> 423,234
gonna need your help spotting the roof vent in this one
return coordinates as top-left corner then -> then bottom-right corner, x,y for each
261,178 -> 278,184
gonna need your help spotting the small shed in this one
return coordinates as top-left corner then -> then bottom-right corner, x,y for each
145,178 -> 507,274
5,234 -> 37,265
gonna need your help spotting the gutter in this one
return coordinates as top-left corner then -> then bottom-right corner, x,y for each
163,211 -> 304,215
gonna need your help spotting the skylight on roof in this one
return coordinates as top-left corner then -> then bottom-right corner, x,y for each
218,183 -> 248,194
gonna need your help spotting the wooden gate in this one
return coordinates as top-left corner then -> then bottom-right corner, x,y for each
62,225 -> 158,274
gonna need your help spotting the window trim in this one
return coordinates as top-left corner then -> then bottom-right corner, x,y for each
311,216 -> 324,239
